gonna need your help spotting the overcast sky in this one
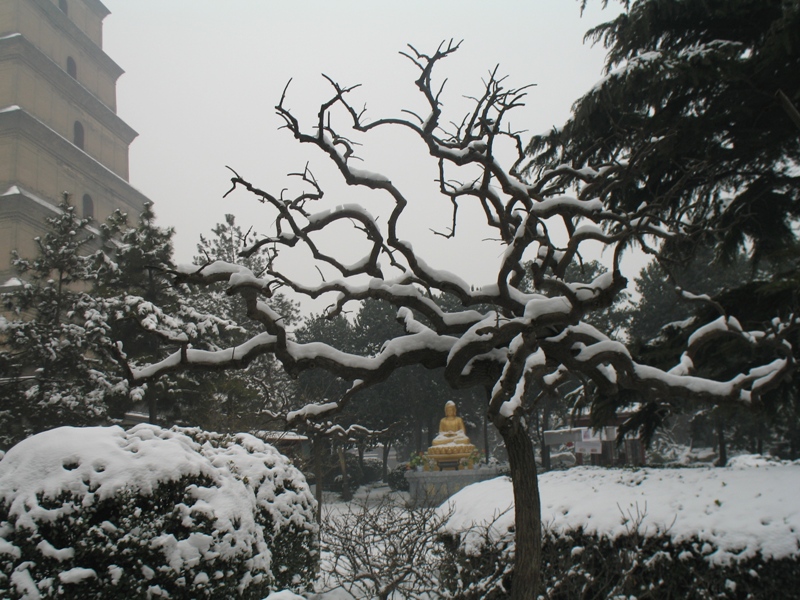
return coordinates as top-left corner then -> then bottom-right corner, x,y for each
101,1 -> 626,314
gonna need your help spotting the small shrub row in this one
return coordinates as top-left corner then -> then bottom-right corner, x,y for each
440,528 -> 800,599
387,464 -> 411,492
317,493 -> 449,598
319,454 -> 385,494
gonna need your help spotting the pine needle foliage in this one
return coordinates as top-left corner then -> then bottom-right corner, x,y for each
529,0 -> 800,265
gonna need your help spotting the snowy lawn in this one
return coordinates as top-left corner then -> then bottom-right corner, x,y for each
443,454 -> 800,565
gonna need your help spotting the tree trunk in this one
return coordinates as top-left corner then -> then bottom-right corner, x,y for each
540,408 -> 551,472
148,395 -> 158,425
357,445 -> 365,473
499,418 -> 542,599
756,420 -> 764,455
337,446 -> 352,501
715,420 -> 728,467
427,416 -> 437,447
313,437 -> 324,524
484,411 -> 490,463
382,442 -> 391,482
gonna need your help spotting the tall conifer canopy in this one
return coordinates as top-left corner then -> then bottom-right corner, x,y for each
527,0 -> 800,263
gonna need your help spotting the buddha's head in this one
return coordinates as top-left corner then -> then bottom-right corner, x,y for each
444,401 -> 457,417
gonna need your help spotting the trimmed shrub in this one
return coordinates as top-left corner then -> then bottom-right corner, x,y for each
440,527 -> 800,599
325,452 -> 362,495
317,493 -> 450,598
0,424 -> 318,599
360,457 -> 383,485
387,464 -> 410,492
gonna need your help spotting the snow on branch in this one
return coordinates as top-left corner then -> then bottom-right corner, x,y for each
128,43 -> 797,430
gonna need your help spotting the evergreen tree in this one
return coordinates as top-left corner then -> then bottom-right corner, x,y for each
0,202 -> 275,447
96,206 -> 270,429
94,202 -> 203,424
528,0 -> 800,265
526,0 -> 800,461
628,246 -> 752,343
0,198 -> 124,446
189,214 -> 300,431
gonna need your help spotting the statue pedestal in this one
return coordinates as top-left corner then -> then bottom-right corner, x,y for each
427,443 -> 475,470
405,467 -> 502,507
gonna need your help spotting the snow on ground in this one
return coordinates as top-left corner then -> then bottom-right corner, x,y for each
262,457 -> 800,598
5,432 -> 797,600
443,454 -> 800,565
317,482 -> 409,518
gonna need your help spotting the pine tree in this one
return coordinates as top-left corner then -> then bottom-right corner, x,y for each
0,198 -> 124,446
525,0 -> 800,462
96,203 -> 242,426
528,0 -> 800,264
188,214 -> 300,431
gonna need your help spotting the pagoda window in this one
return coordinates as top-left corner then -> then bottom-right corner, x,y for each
82,194 -> 94,219
73,121 -> 84,149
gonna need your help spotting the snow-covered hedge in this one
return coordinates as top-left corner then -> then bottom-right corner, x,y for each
0,425 -> 318,599
440,457 -> 800,598
442,526 -> 800,599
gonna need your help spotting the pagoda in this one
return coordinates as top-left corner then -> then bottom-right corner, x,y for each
0,0 -> 150,282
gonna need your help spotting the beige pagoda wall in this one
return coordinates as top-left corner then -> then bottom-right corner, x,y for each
46,0 -> 104,47
0,57 -> 130,178
0,125 -> 145,225
0,194 -> 54,269
0,0 -> 149,284
0,0 -> 117,110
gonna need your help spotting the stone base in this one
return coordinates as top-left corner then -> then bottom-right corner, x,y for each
405,467 -> 502,507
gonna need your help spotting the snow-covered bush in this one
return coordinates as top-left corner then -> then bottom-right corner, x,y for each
442,525 -> 800,599
359,457 -> 384,485
0,424 -> 318,599
387,465 -> 410,492
440,460 -> 800,598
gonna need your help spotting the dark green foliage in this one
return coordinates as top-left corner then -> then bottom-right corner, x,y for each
615,247 -> 800,455
316,453 -> 382,493
387,464 -> 411,492
521,0 -> 800,465
529,0 -> 800,265
0,476 -> 234,600
441,527 -> 800,599
0,199 -> 124,446
627,246 -> 751,344
97,206 -> 280,428
0,200 -> 249,445
359,457 -> 384,484
324,451 -> 363,493
296,297 -> 490,459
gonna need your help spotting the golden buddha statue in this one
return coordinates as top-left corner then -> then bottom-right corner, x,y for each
426,401 -> 475,470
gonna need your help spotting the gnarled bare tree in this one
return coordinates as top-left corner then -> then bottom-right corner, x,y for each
128,42 -> 796,597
